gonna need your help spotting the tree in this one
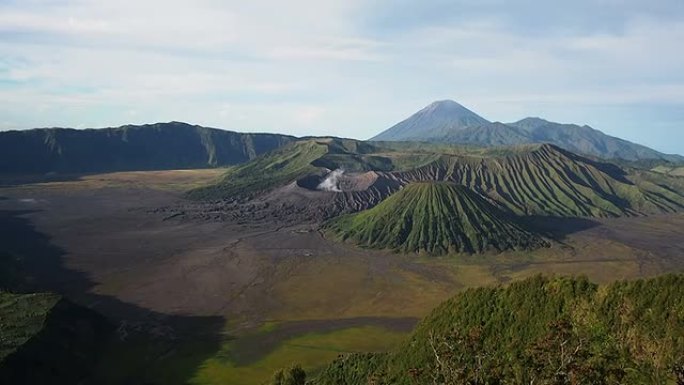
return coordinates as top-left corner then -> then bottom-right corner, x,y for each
271,364 -> 306,385
427,326 -> 496,385
674,361 -> 684,385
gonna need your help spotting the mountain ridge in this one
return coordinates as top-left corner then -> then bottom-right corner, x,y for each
189,138 -> 684,221
371,100 -> 682,162
0,122 -> 297,174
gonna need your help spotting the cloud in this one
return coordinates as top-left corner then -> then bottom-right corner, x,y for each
0,0 -> 683,153
269,37 -> 385,62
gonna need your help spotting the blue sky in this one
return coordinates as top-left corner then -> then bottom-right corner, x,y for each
1,0 -> 683,154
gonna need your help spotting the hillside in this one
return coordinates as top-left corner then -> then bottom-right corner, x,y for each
190,139 -> 684,220
314,274 -> 684,385
652,165 -> 684,177
0,292 -> 111,385
509,117 -> 681,162
325,183 -> 547,254
390,144 -> 684,217
445,122 -> 530,146
187,138 -> 412,200
187,140 -> 330,200
0,122 -> 295,174
371,100 -> 682,162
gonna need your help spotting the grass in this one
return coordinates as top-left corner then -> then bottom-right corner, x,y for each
190,326 -> 408,385
314,274 -> 684,385
1,168 -> 228,193
96,250 -> 640,385
652,165 -> 684,177
325,182 -> 547,254
187,140 -> 328,199
0,292 -> 61,360
266,253 -> 468,321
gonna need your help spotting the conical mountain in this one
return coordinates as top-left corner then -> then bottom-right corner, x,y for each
325,182 -> 547,254
370,100 -> 490,141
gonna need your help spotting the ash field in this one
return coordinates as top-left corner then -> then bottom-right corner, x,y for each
2,164 -> 684,384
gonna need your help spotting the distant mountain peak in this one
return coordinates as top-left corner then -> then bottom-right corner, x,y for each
423,99 -> 466,111
370,100 -> 490,141
371,103 -> 681,161
511,117 -> 552,131
419,100 -> 481,117
517,117 -> 550,124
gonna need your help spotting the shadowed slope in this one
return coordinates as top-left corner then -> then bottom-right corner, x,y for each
0,209 -> 225,385
0,292 -> 111,385
326,183 -> 547,254
0,122 -> 296,174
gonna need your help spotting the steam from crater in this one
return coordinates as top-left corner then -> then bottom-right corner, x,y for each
317,169 -> 345,192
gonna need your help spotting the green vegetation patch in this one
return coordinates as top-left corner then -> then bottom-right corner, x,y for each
187,140 -> 329,199
187,138 -> 684,219
325,182 -> 547,254
190,326 -> 407,385
0,292 -> 61,360
315,274 -> 684,385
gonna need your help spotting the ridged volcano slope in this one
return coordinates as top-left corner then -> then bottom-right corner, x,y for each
386,144 -> 684,217
189,140 -> 684,220
187,138 -> 398,200
326,183 -> 547,254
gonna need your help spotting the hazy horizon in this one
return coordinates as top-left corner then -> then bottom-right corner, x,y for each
1,1 -> 683,154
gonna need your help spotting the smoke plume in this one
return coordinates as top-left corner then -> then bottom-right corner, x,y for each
317,169 -> 345,192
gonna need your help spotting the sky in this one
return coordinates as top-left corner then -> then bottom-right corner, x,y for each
1,0 -> 683,154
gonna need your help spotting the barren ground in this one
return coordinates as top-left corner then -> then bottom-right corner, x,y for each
1,169 -> 683,385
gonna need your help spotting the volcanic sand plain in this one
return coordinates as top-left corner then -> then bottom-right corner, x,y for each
2,169 -> 684,385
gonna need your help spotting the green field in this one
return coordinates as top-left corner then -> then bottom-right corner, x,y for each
191,325 -> 407,385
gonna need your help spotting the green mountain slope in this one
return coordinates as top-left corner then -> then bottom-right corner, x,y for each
653,165 -> 684,177
445,122 -> 530,146
191,138 -> 684,218
187,138 -> 407,200
0,122 -> 295,174
325,183 -> 546,254
0,292 -> 110,384
393,144 -> 684,217
187,140 -> 329,200
315,274 -> 684,385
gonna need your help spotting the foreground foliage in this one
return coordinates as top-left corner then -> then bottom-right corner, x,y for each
314,275 -> 684,385
0,291 -> 109,384
271,364 -> 307,385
